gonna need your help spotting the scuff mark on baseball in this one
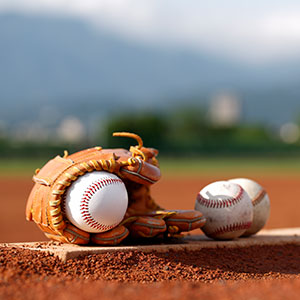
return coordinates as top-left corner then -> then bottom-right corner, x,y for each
195,180 -> 253,240
229,178 -> 270,236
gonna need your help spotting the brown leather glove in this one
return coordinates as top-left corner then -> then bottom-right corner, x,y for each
26,132 -> 206,245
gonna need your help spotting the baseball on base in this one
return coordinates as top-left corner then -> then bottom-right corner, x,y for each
195,181 -> 253,240
64,171 -> 128,233
229,178 -> 270,236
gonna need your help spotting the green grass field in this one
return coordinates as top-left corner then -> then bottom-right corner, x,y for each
159,156 -> 300,177
0,156 -> 299,177
0,158 -> 49,177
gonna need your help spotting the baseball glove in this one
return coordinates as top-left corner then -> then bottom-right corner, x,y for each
26,132 -> 206,245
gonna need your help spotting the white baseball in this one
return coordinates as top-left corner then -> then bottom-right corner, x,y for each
195,181 -> 253,240
64,171 -> 128,233
229,178 -> 270,236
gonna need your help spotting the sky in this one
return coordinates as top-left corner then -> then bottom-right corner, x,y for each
1,0 -> 300,64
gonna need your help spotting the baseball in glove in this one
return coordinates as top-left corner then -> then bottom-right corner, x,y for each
26,132 -> 206,245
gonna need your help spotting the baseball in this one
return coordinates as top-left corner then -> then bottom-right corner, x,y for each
64,171 -> 128,233
195,181 -> 253,240
229,178 -> 270,236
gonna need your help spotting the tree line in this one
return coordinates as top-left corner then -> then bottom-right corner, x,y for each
1,107 -> 300,158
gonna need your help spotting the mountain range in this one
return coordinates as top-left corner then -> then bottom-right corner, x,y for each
1,13 -> 300,130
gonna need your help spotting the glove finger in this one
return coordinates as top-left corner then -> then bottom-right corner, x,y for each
63,224 -> 91,244
164,210 -> 206,233
91,225 -> 129,245
41,223 -> 90,244
127,216 -> 167,238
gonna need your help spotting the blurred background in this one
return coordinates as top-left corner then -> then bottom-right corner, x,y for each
1,1 -> 300,242
1,0 -> 300,157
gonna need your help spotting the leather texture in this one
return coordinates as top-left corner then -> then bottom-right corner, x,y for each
26,132 -> 206,245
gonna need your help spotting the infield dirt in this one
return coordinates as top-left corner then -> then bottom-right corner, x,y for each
1,175 -> 300,242
1,174 -> 300,299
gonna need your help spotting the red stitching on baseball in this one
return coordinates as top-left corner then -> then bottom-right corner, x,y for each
197,186 -> 244,209
252,189 -> 267,206
208,221 -> 252,237
80,177 -> 123,231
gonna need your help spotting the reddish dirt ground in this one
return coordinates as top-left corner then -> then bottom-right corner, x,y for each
1,174 -> 299,243
1,174 -> 300,299
1,244 -> 300,300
